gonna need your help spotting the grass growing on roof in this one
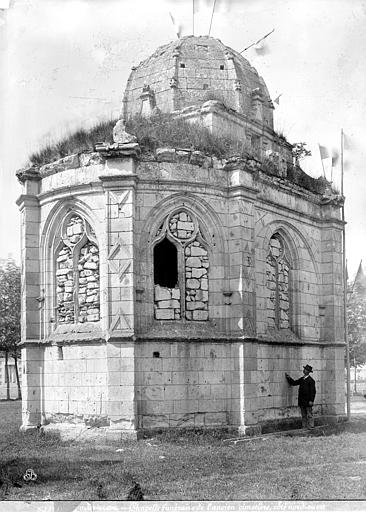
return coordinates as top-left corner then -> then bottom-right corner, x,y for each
27,112 -> 330,195
28,113 -> 255,166
29,120 -> 116,166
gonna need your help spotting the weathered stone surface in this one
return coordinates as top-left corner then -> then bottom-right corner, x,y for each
154,285 -> 172,301
171,288 -> 180,300
79,152 -> 104,167
192,310 -> 209,321
156,148 -> 176,162
190,246 -> 207,257
189,151 -> 205,167
175,149 -> 191,163
113,119 -> 137,144
39,154 -> 80,177
186,257 -> 201,268
157,299 -> 180,309
186,278 -> 200,289
186,301 -> 205,310
191,268 -> 206,279
155,309 -> 174,320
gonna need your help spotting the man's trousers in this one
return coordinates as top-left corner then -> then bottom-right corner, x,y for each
300,406 -> 314,428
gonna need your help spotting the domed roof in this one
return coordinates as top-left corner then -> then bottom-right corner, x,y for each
122,35 -> 274,128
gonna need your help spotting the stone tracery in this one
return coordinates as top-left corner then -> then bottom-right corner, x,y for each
56,214 -> 100,324
153,210 -> 209,320
266,234 -> 291,329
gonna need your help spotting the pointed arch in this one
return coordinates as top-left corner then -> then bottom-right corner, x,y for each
138,192 -> 227,257
256,218 -> 321,341
266,232 -> 292,330
136,193 -> 227,327
258,219 -> 319,276
40,199 -> 104,336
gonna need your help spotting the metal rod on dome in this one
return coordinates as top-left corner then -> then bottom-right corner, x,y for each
208,0 -> 217,37
239,28 -> 275,54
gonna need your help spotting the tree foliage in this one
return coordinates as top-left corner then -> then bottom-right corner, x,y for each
292,142 -> 312,165
0,260 -> 21,356
0,259 -> 21,399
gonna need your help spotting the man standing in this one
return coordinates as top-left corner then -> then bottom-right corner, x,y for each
285,364 -> 316,429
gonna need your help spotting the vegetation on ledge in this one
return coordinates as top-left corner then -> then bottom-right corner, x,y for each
28,112 -> 328,195
28,113 -> 256,166
29,120 -> 116,166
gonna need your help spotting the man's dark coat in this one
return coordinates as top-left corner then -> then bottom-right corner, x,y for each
286,375 -> 316,406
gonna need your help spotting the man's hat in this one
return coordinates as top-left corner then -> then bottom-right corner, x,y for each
303,364 -> 313,373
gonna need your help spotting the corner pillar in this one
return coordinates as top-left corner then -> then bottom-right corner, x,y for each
99,150 -> 139,437
16,169 -> 43,430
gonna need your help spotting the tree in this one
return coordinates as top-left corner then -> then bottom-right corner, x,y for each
292,142 -> 312,166
347,271 -> 366,392
0,259 -> 21,400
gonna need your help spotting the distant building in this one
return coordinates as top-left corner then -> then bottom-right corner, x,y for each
348,261 -> 366,388
17,35 -> 345,439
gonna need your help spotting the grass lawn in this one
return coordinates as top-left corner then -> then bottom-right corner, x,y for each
1,400 -> 366,501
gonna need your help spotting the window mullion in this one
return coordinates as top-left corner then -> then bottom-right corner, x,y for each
275,260 -> 279,328
179,245 -> 186,319
73,248 -> 80,322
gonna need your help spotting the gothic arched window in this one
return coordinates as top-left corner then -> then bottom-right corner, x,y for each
266,233 -> 291,329
153,210 -> 209,321
56,214 -> 100,324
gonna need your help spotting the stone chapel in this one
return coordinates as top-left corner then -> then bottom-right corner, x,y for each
16,35 -> 345,439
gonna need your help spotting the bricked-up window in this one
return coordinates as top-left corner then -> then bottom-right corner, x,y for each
266,234 -> 291,329
153,210 -> 209,321
56,214 -> 100,324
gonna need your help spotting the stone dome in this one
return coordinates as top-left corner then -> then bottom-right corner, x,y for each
122,35 -> 274,130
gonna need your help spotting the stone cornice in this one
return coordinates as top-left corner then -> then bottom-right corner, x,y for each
16,194 -> 40,210
227,185 -> 259,199
95,142 -> 141,159
15,166 -> 41,183
136,335 -> 345,347
99,174 -> 139,189
19,335 -> 345,348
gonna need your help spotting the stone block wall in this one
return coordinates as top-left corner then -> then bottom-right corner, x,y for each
135,339 -> 345,432
135,341 -> 234,429
231,341 -> 345,430
42,344 -> 108,424
185,241 -> 209,320
154,285 -> 181,320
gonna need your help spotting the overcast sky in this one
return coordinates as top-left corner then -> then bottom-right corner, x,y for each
0,0 -> 365,278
